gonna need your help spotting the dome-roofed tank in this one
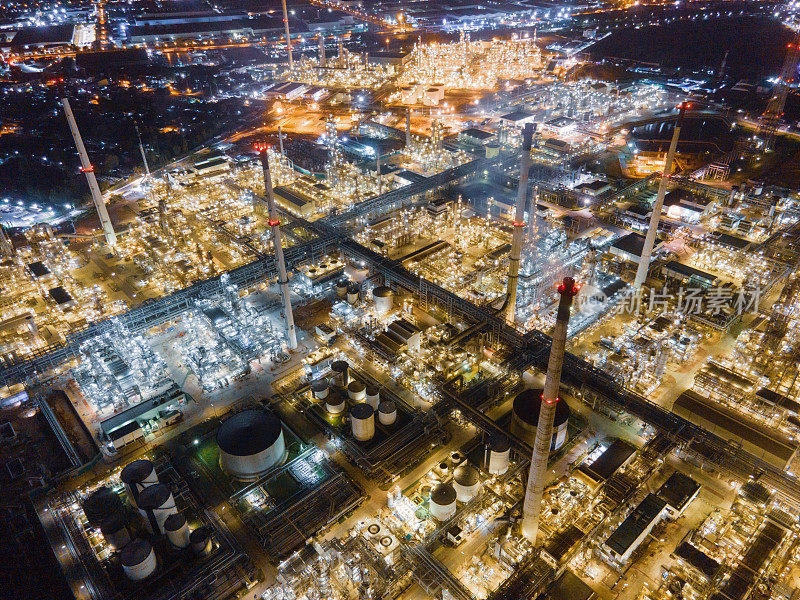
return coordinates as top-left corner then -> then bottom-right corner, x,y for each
190,526 -> 212,556
164,513 -> 190,549
331,360 -> 349,387
311,379 -> 329,400
453,463 -> 480,502
350,402 -> 375,441
100,512 -> 130,550
373,286 -> 393,314
335,279 -> 349,299
429,483 -> 457,520
347,380 -> 366,401
82,486 -> 123,526
485,434 -> 511,475
325,389 -> 346,414
510,388 -> 570,451
217,409 -> 286,480
137,483 -> 177,534
378,400 -> 396,425
120,539 -> 157,580
347,282 -> 360,304
365,385 -> 380,409
120,459 -> 158,505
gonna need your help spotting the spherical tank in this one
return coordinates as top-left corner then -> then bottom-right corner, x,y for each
429,483 -> 457,520
164,513 -> 190,549
217,409 -> 286,480
331,360 -> 349,386
510,388 -> 570,451
365,385 -> 380,409
378,400 -> 396,425
100,513 -> 130,550
373,286 -> 393,314
311,379 -> 329,400
137,483 -> 177,534
82,487 -> 122,526
190,526 -> 213,556
453,464 -> 480,502
350,403 -> 375,441
120,459 -> 159,505
120,539 -> 157,581
486,435 -> 511,475
347,380 -> 366,402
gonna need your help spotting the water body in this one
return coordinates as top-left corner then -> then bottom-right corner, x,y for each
590,16 -> 794,82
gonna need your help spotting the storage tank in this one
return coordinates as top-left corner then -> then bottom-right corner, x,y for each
373,286 -> 393,314
217,409 -> 286,480
453,464 -> 480,502
120,459 -> 158,505
100,512 -> 130,550
82,487 -> 123,526
190,526 -> 212,556
449,451 -> 463,467
347,282 -> 360,304
510,388 -> 570,451
335,279 -> 348,299
164,513 -> 190,549
345,262 -> 369,283
347,380 -> 366,402
137,483 -> 177,535
311,379 -> 329,400
350,403 -> 375,441
378,400 -> 396,425
365,386 -> 380,409
326,390 -> 346,414
429,483 -> 457,521
331,360 -> 349,386
120,539 -> 157,581
485,435 -> 511,475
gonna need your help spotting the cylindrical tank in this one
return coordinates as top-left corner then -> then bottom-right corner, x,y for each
449,451 -> 463,467
137,483 -> 177,535
365,385 -> 380,409
373,286 -> 393,314
311,379 -> 329,400
335,279 -> 348,299
347,282 -> 360,305
453,464 -> 480,503
326,390 -> 346,414
378,400 -> 396,425
217,409 -> 286,480
164,513 -> 190,549
120,459 -> 158,505
485,435 -> 511,475
120,539 -> 157,581
331,360 -> 349,386
345,262 -> 368,283
350,403 -> 375,441
100,512 -> 130,550
429,483 -> 457,520
190,526 -> 212,556
510,388 -> 570,451
82,487 -> 123,526
347,380 -> 366,402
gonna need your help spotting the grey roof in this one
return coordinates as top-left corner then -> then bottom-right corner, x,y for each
431,483 -> 456,505
606,493 -> 666,555
137,483 -> 171,510
163,512 -> 187,532
657,471 -> 700,511
350,403 -> 373,419
120,539 -> 153,566
216,409 -> 282,456
120,459 -> 155,485
513,388 -> 571,427
453,464 -> 479,486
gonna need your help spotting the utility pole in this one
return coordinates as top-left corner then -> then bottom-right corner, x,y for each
632,102 -> 689,291
62,95 -> 117,247
259,147 -> 298,350
281,0 -> 293,69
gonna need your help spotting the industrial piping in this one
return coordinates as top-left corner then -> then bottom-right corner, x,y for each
521,276 -> 578,542
259,148 -> 298,350
502,123 -> 534,323
632,102 -> 689,290
62,96 -> 117,247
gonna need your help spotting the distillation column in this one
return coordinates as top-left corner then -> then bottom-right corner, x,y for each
503,123 -> 534,323
62,96 -> 117,247
632,102 -> 688,291
260,149 -> 298,350
522,276 -> 578,541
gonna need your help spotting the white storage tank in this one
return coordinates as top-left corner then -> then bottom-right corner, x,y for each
100,513 -> 130,550
331,360 -> 349,386
429,483 -> 457,521
373,286 -> 393,314
190,526 -> 213,556
120,539 -> 157,581
365,385 -> 380,409
453,464 -> 480,503
326,390 -> 346,414
485,435 -> 511,475
120,459 -> 159,505
378,400 -> 396,426
311,379 -> 329,400
510,388 -> 570,452
335,279 -> 349,299
347,380 -> 366,402
217,409 -> 286,480
164,513 -> 190,549
347,282 -> 360,304
345,262 -> 369,283
350,403 -> 375,441
137,483 -> 177,535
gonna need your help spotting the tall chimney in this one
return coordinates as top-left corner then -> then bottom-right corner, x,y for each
521,276 -> 579,541
406,109 -> 412,149
633,103 -> 688,290
281,0 -> 293,69
260,149 -> 298,350
503,123 -> 534,323
318,34 -> 326,68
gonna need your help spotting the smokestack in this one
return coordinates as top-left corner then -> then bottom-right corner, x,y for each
134,123 -> 150,179
521,276 -> 579,541
260,148 -> 298,350
281,0 -> 293,69
62,96 -> 117,247
319,34 -> 326,68
633,103 -> 688,291
503,123 -> 534,323
278,125 -> 285,156
406,109 -> 412,148
376,152 -> 382,195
